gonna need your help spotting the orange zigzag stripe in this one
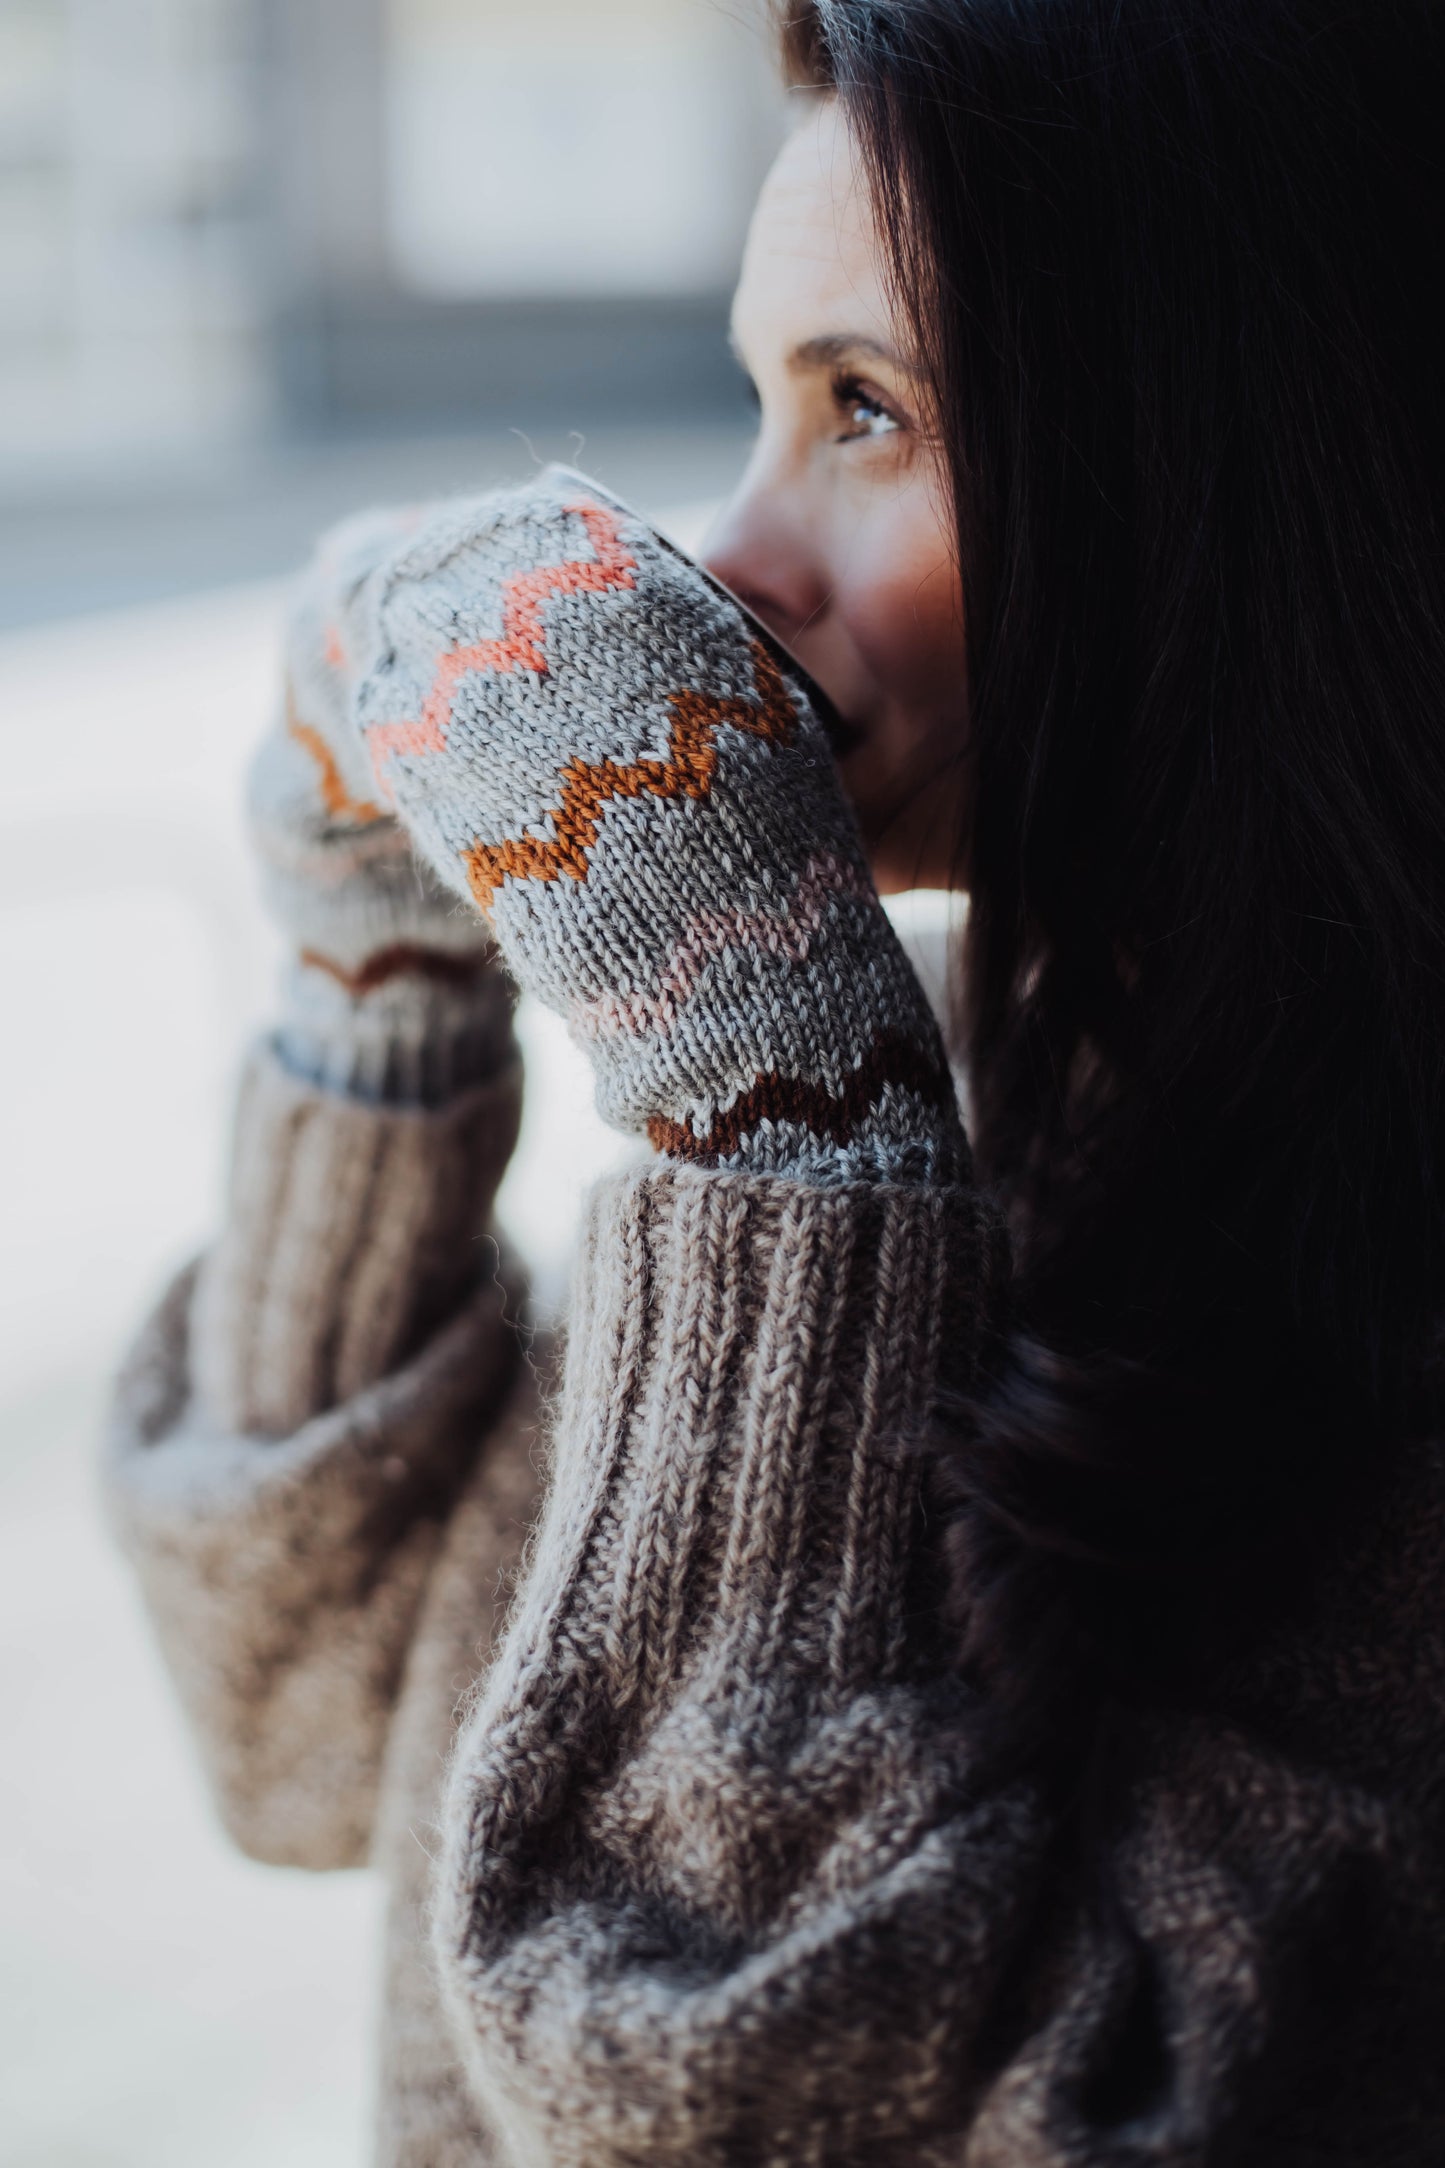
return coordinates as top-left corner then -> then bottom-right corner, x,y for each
287,699 -> 385,826
364,501 -> 637,800
462,639 -> 797,912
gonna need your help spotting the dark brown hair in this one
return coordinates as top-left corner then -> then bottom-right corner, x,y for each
780,0 -> 1445,1779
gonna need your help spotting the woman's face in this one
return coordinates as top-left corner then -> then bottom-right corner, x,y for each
703,98 -> 967,895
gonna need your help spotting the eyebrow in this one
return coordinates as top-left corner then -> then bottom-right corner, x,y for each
785,333 -> 919,376
727,329 -> 920,377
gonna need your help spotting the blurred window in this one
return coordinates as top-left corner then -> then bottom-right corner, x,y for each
0,0 -> 782,467
0,0 -> 262,481
384,0 -> 775,297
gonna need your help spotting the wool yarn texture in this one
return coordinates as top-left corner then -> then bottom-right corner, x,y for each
344,465 -> 965,1183
247,502 -> 514,1104
104,471 -> 1445,2168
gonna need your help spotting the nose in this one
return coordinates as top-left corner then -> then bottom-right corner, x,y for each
699,471 -> 830,648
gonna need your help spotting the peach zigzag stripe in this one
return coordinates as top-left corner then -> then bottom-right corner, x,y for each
462,638 -> 797,912
287,698 -> 385,826
318,501 -> 427,675
364,501 -> 637,801
568,852 -> 874,1044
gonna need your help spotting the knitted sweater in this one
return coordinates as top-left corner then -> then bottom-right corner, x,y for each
104,480 -> 1445,2165
103,1042 -> 1445,2168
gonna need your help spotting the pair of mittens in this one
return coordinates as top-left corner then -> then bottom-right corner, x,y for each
277,464 -> 963,1182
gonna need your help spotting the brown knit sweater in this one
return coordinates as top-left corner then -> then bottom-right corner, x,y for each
105,470 -> 1445,2163
101,1029 -> 1445,2166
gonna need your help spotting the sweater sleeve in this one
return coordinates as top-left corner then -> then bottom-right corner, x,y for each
430,1163 -> 1048,2168
101,1037 -> 536,1871
430,1164 -> 1445,2168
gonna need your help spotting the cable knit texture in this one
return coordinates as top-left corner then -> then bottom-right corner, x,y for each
345,467 -> 965,1184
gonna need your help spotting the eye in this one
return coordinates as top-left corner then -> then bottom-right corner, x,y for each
832,372 -> 902,443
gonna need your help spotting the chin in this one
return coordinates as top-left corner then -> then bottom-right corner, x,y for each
847,784 -> 960,896
848,778 -> 966,900
866,818 -> 964,895
868,853 -> 939,898
832,720 -> 966,893
862,842 -> 908,898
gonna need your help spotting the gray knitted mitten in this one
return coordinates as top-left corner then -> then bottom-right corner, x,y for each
249,504 -> 515,1103
349,467 -> 965,1183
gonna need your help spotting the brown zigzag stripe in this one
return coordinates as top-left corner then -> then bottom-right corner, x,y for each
646,1030 -> 956,1164
462,639 -> 795,911
298,943 -> 492,996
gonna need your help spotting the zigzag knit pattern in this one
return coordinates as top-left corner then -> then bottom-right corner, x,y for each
248,501 -> 516,1106
352,467 -> 966,1184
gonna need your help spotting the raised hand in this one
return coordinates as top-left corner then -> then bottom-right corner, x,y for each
248,503 -> 512,1103
346,466 -> 965,1182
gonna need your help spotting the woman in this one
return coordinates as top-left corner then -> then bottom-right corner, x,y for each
106,1 -> 1445,2161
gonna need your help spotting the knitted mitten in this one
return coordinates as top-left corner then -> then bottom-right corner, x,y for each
349,467 -> 966,1183
250,504 -> 515,1103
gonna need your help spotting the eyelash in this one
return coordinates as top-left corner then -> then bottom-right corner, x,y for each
736,366 -> 908,443
831,371 -> 904,443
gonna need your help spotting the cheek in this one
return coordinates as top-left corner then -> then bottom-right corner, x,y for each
824,490 -> 970,888
832,505 -> 965,732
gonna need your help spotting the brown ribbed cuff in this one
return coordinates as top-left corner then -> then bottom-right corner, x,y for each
191,1038 -> 524,1437
562,1170 -> 1000,1695
461,1166 -> 1002,1788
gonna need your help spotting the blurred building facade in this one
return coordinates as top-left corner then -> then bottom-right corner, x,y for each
0,0 -> 264,486
0,0 -> 784,491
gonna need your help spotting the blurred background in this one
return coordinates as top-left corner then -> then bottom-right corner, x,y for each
0,0 -> 784,620
0,6 -> 949,2162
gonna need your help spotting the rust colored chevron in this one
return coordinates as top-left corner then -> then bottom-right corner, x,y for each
288,698 -> 385,826
298,943 -> 490,996
462,639 -> 797,911
646,1031 -> 955,1164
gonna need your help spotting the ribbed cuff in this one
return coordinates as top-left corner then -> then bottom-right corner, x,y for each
274,948 -> 517,1107
432,1162 -> 1006,2099
551,1170 -> 998,1692
192,1037 -> 525,1436
447,1168 -> 1001,1861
